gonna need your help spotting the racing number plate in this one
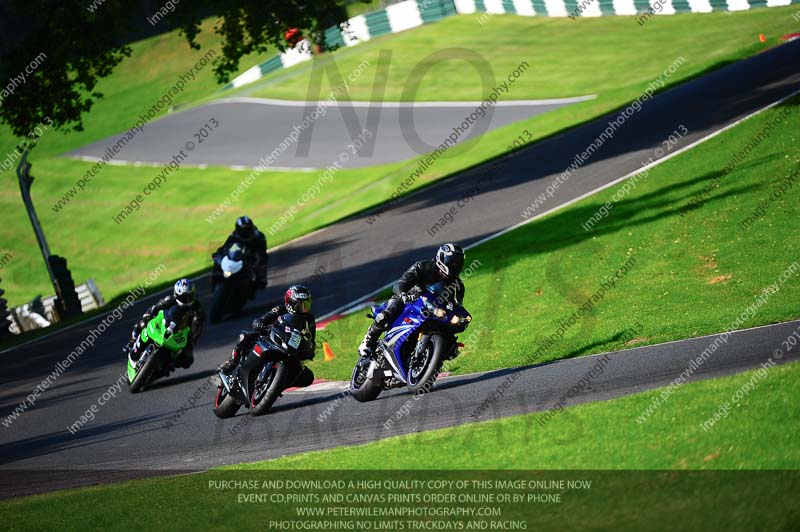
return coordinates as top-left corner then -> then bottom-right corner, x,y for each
288,331 -> 302,349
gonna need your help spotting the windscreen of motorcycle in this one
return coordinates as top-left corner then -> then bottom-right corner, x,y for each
221,255 -> 244,276
426,281 -> 459,309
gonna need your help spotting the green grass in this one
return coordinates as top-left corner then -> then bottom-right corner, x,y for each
236,361 -> 800,470
247,10 -> 797,102
344,0 -> 383,18
0,19 -> 275,162
2,362 -> 797,531
308,94 -> 800,381
1,8 -> 798,311
0,158 -> 405,307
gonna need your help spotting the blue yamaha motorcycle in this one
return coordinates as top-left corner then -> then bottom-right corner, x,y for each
350,282 -> 472,402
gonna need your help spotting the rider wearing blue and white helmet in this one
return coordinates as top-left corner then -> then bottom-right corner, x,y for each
126,279 -> 205,368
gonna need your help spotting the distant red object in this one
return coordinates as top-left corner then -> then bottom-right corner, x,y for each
285,28 -> 302,47
782,33 -> 800,42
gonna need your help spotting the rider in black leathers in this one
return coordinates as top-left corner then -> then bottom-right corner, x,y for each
213,216 -> 268,289
358,244 -> 466,357
126,279 -> 205,368
219,285 -> 316,388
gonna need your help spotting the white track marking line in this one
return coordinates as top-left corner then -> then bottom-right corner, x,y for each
212,95 -> 597,108
286,317 -> 800,395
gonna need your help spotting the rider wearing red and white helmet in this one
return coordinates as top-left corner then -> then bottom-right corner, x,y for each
219,285 -> 316,376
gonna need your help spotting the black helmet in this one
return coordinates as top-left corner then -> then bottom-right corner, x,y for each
235,216 -> 256,241
435,243 -> 465,280
173,279 -> 196,306
284,285 -> 311,314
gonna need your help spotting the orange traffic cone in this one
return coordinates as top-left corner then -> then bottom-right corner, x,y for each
323,342 -> 335,361
759,34 -> 767,43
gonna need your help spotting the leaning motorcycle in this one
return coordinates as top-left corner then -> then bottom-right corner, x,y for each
126,307 -> 191,393
212,313 -> 314,418
350,282 -> 471,402
210,243 -> 258,323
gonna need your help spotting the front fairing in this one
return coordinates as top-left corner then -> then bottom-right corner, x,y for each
274,314 -> 315,356
379,289 -> 471,381
230,337 -> 283,403
142,310 -> 189,352
220,256 -> 244,278
383,299 -> 436,381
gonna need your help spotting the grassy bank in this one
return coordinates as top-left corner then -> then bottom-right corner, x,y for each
1,8 -> 797,310
238,361 -> 800,470
2,361 -> 796,531
309,94 -> 800,381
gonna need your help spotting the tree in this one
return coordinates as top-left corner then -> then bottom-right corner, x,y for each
0,0 -> 348,140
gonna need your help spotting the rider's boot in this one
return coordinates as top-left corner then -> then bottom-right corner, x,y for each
127,334 -> 142,360
358,323 -> 382,358
125,319 -> 147,357
124,327 -> 139,354
219,349 -> 239,374
220,331 -> 262,374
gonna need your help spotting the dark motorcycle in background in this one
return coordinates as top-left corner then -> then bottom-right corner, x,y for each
210,243 -> 260,323
212,313 -> 314,418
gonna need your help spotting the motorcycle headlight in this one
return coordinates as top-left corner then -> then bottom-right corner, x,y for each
434,308 -> 446,318
223,270 -> 232,278
450,315 -> 460,325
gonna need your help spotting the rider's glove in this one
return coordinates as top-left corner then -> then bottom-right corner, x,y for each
252,318 -> 266,331
164,327 -> 174,339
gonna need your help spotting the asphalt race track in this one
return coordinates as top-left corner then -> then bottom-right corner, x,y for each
2,40 -> 799,498
66,96 -> 593,169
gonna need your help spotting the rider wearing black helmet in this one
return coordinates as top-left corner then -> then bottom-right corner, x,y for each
358,243 -> 466,357
219,285 -> 316,385
213,216 -> 269,289
126,279 -> 205,368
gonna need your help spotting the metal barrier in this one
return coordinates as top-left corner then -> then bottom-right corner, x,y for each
5,279 -> 105,334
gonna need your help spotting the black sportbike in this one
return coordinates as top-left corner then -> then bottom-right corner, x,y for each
209,242 -> 260,323
212,313 -> 314,417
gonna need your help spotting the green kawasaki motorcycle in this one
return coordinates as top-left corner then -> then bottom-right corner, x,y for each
126,307 -> 191,393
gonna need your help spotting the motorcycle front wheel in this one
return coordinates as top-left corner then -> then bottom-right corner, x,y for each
406,334 -> 446,394
249,361 -> 287,416
128,347 -> 159,393
350,356 -> 382,403
209,284 -> 228,323
212,384 -> 241,419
